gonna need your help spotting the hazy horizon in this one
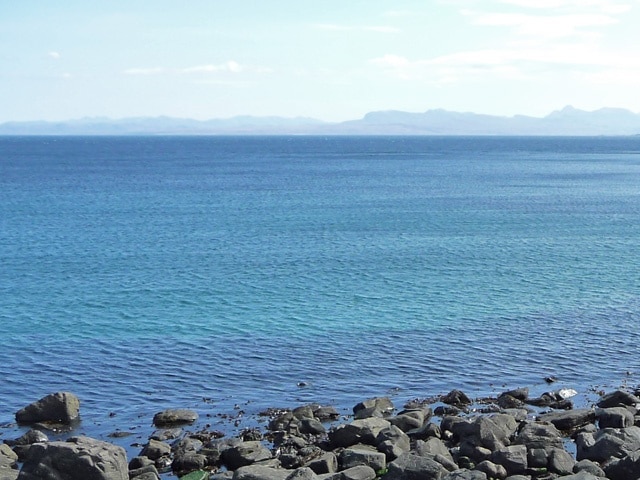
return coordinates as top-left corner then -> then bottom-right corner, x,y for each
3,1 -> 640,123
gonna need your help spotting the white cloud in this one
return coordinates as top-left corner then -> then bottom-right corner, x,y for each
48,51 -> 60,59
182,61 -> 244,73
122,61 -> 271,77
497,0 -> 632,14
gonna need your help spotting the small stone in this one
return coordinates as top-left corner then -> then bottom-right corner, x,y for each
153,409 -> 198,426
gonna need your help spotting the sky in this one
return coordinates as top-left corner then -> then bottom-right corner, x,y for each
2,0 -> 640,122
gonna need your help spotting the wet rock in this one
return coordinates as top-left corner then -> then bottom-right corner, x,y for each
500,388 -> 529,401
293,406 -> 315,421
442,390 -> 472,408
548,447 -> 575,475
171,452 -> 208,475
490,445 -> 527,476
152,408 -> 198,426
597,390 -> 640,408
442,470 -> 487,480
537,409 -> 595,431
514,422 -> 564,452
6,429 -> 48,446
337,465 -> 377,480
604,449 -> 640,480
376,425 -> 411,460
576,426 -> 640,462
474,460 -> 507,480
300,418 -> 326,435
286,466 -> 318,480
329,418 -> 391,448
233,465 -> 290,480
15,392 -> 80,425
496,395 -> 524,410
573,459 -> 606,477
129,456 -> 155,470
223,441 -> 272,470
313,405 -> 340,422
340,447 -> 386,471
150,427 -> 183,441
17,435 -> 127,480
595,406 -> 635,428
306,452 -> 338,474
384,452 -> 448,480
172,436 -> 203,456
353,397 -> 394,419
128,463 -> 160,479
389,409 -> 430,432
140,439 -> 171,460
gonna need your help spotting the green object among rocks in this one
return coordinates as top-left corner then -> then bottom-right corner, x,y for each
180,470 -> 209,480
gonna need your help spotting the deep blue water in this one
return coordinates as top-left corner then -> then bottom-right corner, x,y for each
1,135 -> 640,449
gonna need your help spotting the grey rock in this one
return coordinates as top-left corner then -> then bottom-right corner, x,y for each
172,453 -> 208,474
554,472 -> 606,480
573,459 -> 606,477
300,418 -> 326,435
474,460 -> 507,480
604,449 -> 640,480
490,445 -> 527,475
595,407 -> 635,428
0,444 -> 18,471
376,425 -> 411,460
384,453 -> 448,480
129,456 -> 155,469
313,405 -> 340,422
548,447 -> 575,475
223,441 -> 272,470
526,448 -> 547,469
353,397 -> 394,419
152,408 -> 198,426
286,467 -> 319,480
340,448 -> 386,471
233,465 -> 290,480
442,390 -> 472,407
150,428 -> 183,441
415,438 -> 454,464
597,390 -> 640,408
576,426 -> 640,462
329,418 -> 391,448
537,409 -> 595,431
500,388 -> 529,401
15,392 -> 80,425
442,470 -> 487,480
6,430 -> 48,446
128,464 -> 160,479
172,437 -> 203,455
339,465 -> 377,480
515,422 -> 564,452
496,395 -> 524,410
306,452 -> 338,474
389,409 -> 429,432
140,439 -> 171,460
293,406 -> 316,420
503,476 -> 530,480
17,435 -> 127,480
407,422 -> 440,440
129,472 -> 160,480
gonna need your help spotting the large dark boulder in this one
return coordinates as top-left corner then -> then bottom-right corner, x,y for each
329,418 -> 391,448
152,409 -> 198,426
15,392 -> 80,424
222,441 -> 272,470
537,409 -> 595,431
384,453 -> 447,480
597,390 -> 640,409
353,397 -> 394,419
576,426 -> 640,462
17,436 -> 127,480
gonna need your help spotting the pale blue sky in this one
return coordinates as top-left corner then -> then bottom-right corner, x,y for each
2,0 -> 640,122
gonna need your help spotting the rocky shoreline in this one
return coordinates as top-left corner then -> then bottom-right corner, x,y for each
3,384 -> 640,480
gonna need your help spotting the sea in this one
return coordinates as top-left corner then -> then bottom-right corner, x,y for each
1,135 -> 640,456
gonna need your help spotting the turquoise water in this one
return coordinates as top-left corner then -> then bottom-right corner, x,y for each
1,136 -> 640,444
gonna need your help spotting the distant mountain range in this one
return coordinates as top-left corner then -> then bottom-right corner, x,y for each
2,106 -> 640,136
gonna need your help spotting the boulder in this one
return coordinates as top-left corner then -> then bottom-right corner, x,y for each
339,465 -> 377,480
595,407 -> 635,429
389,409 -> 429,432
152,409 -> 198,426
474,460 -> 507,480
172,453 -> 208,475
140,439 -> 171,460
353,398 -> 394,419
548,447 -> 575,475
490,445 -> 527,475
0,443 -> 18,476
376,425 -> 411,460
576,426 -> 640,462
514,422 -> 564,452
232,465 -> 290,480
537,409 -> 595,431
340,447 -> 386,471
300,418 -> 326,435
442,470 -> 487,480
441,390 -> 472,408
329,418 -> 391,448
603,449 -> 640,480
286,467 -> 318,480
415,438 -> 454,464
15,392 -> 80,424
223,441 -> 272,470
306,452 -> 338,474
597,390 -> 640,409
17,436 -> 127,480
573,459 -> 606,477
128,463 -> 160,479
384,453 -> 448,480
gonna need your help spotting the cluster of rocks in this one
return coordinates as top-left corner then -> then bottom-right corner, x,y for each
4,386 -> 640,480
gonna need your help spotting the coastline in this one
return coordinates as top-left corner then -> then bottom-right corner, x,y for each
3,379 -> 639,479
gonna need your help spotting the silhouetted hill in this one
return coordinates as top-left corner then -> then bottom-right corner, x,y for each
2,106 -> 640,135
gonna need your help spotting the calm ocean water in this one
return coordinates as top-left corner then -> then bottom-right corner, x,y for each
1,135 -> 640,448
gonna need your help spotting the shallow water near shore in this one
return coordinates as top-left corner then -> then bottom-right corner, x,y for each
1,135 -> 640,455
